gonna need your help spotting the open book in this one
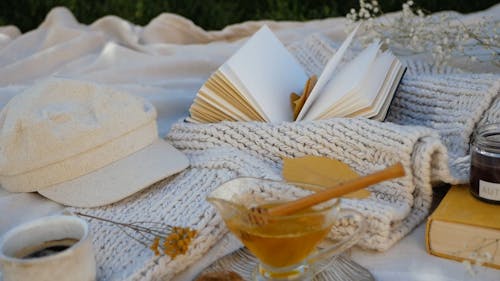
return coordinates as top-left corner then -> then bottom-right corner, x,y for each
187,25 -> 406,123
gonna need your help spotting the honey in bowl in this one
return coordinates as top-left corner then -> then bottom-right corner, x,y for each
225,203 -> 332,268
207,178 -> 365,281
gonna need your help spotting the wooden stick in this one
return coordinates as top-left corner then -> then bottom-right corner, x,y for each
267,162 -> 405,217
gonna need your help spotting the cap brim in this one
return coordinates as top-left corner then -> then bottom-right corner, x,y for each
38,139 -> 189,207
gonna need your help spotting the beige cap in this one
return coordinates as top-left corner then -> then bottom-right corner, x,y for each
0,78 -> 189,207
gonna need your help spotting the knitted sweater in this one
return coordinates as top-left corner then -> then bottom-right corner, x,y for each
71,34 -> 500,281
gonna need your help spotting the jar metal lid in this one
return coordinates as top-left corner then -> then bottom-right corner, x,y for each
474,122 -> 500,154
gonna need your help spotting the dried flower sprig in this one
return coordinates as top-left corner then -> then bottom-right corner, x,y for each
76,212 -> 198,258
454,238 -> 499,275
346,0 -> 500,67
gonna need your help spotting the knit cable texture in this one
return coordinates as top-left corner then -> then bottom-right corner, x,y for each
71,34 -> 499,280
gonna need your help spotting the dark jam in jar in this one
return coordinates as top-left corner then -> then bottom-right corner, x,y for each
470,122 -> 500,204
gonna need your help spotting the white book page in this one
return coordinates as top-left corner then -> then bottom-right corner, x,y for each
322,99 -> 366,118
302,39 -> 380,120
219,64 -> 267,119
325,50 -> 394,118
368,59 -> 404,119
224,25 -> 308,122
296,24 -> 360,121
363,54 -> 399,115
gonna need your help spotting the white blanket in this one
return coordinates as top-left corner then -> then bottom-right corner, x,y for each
1,6 -> 499,135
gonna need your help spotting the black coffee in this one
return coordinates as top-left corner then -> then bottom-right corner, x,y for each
15,238 -> 79,259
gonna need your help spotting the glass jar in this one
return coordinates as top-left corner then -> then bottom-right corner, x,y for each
470,122 -> 500,204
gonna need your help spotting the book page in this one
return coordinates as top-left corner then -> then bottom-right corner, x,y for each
189,97 -> 237,123
211,71 -> 264,121
197,87 -> 252,121
323,50 -> 394,118
296,24 -> 360,121
219,64 -> 267,119
364,60 -> 401,118
302,39 -> 380,120
190,103 -> 232,123
223,25 -> 308,122
370,62 -> 406,121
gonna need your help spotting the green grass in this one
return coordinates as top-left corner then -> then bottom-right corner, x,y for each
1,0 -> 498,33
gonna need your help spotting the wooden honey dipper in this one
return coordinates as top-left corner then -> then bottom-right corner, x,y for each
250,162 -> 405,224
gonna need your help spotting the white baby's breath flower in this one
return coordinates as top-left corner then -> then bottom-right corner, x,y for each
345,0 -> 500,68
462,260 -> 476,276
483,252 -> 493,261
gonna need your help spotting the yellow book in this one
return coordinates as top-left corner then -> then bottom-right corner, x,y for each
426,185 -> 500,269
188,25 -> 406,123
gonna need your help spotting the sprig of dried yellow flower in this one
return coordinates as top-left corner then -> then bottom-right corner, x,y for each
76,212 -> 197,258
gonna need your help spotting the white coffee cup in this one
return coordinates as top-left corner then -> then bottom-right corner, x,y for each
0,215 -> 96,281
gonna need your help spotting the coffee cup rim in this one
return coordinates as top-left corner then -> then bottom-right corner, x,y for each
0,215 -> 89,264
